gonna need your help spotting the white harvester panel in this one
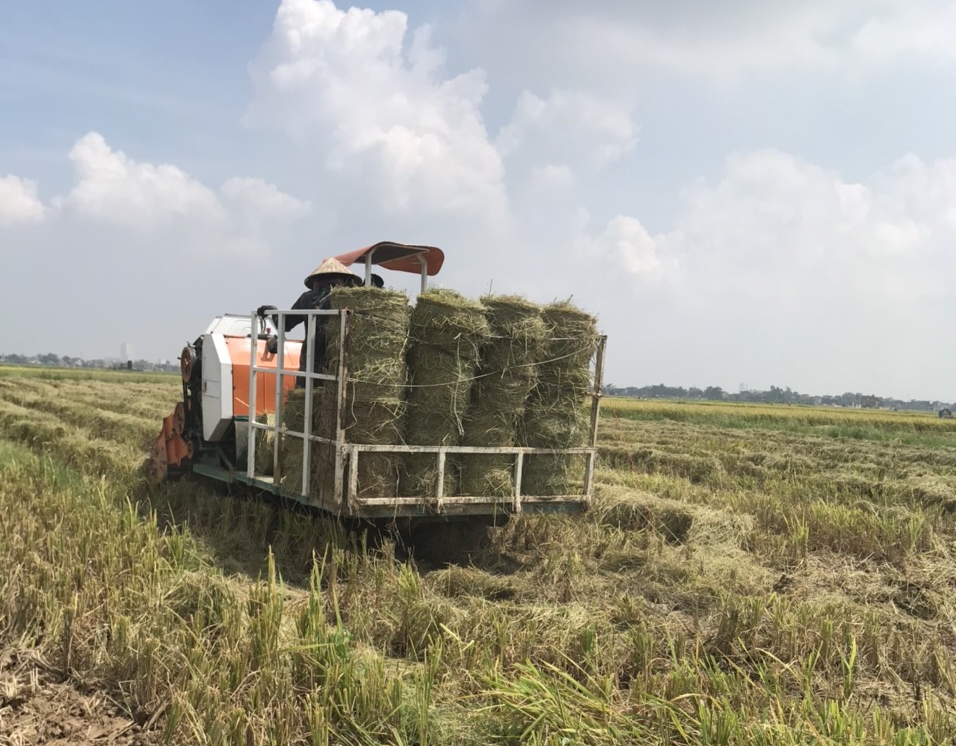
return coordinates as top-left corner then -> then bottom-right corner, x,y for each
205,314 -> 255,337
201,332 -> 235,442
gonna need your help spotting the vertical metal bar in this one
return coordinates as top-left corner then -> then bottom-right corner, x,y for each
272,313 -> 285,484
582,335 -> 607,501
435,448 -> 446,512
513,452 -> 524,514
365,253 -> 373,286
347,445 -> 359,514
247,312 -> 257,479
588,335 -> 607,448
302,312 -> 316,497
333,310 -> 349,506
583,451 -> 597,504
418,254 -> 428,293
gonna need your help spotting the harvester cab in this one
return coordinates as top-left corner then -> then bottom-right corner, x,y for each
146,241 -> 606,526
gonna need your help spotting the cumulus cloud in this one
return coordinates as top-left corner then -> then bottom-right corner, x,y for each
567,147 -> 956,398
0,175 -> 46,228
0,133 -> 317,363
55,132 -> 310,249
221,177 -> 312,221
587,148 -> 956,315
246,0 -> 506,219
456,1 -> 956,86
64,132 -> 225,226
497,89 -> 637,170
579,215 -> 671,278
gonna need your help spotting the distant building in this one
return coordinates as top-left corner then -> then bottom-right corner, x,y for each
120,342 -> 135,362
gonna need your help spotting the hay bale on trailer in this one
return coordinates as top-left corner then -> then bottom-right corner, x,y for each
519,300 -> 598,496
276,287 -> 410,500
315,287 -> 410,499
254,412 -> 277,475
279,389 -> 307,493
459,295 -> 548,496
402,289 -> 491,497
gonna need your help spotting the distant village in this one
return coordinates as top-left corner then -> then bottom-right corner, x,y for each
0,352 -> 179,375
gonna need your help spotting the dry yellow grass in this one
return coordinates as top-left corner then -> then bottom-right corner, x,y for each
1,377 -> 955,744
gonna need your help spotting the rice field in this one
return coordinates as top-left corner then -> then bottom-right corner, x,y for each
3,369 -> 956,744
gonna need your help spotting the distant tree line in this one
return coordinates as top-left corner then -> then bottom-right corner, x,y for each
604,383 -> 953,412
0,352 -> 178,374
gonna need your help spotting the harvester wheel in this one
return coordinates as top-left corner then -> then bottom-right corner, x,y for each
180,346 -> 197,383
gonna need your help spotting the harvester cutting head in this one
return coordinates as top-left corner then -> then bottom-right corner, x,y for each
144,401 -> 192,484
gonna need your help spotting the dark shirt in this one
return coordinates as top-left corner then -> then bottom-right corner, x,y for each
274,287 -> 333,380
282,287 -> 333,334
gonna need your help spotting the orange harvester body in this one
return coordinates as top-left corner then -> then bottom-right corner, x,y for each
145,336 -> 300,483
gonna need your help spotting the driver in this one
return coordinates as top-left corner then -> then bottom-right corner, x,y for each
257,257 -> 361,388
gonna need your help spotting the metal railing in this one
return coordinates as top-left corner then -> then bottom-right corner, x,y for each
245,308 -> 607,516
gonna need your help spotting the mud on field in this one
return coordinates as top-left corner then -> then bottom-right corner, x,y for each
0,649 -> 159,746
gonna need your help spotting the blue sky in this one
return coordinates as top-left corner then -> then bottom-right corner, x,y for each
3,1 -> 956,400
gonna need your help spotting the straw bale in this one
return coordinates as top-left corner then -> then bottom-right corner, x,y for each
324,286 -> 410,402
279,389 -> 307,495
407,288 -> 491,350
405,347 -> 476,426
254,412 -> 276,476
401,454 -> 458,499
460,295 -> 547,496
402,290 -> 491,496
521,448 -> 585,497
314,287 -> 411,498
520,300 -> 598,496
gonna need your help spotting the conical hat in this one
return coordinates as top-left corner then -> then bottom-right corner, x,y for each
304,257 -> 360,288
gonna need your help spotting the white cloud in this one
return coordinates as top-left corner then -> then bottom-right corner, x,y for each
580,215 -> 669,278
54,132 -> 310,254
588,149 -> 956,313
246,0 -> 507,220
64,132 -> 225,226
566,147 -> 956,398
456,1 -> 956,86
497,89 -> 637,170
0,133 -> 318,364
0,175 -> 46,228
528,164 -> 575,192
221,177 -> 312,220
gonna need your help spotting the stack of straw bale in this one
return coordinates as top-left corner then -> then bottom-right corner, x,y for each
316,287 -> 410,499
279,389 -> 308,494
519,300 -> 598,496
402,289 -> 491,497
459,295 -> 548,496
278,287 -> 410,501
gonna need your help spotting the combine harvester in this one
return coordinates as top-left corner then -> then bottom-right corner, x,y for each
146,242 -> 606,528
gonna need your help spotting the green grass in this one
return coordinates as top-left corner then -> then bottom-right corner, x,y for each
2,377 -> 956,744
604,397 -> 956,447
0,363 -> 179,384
